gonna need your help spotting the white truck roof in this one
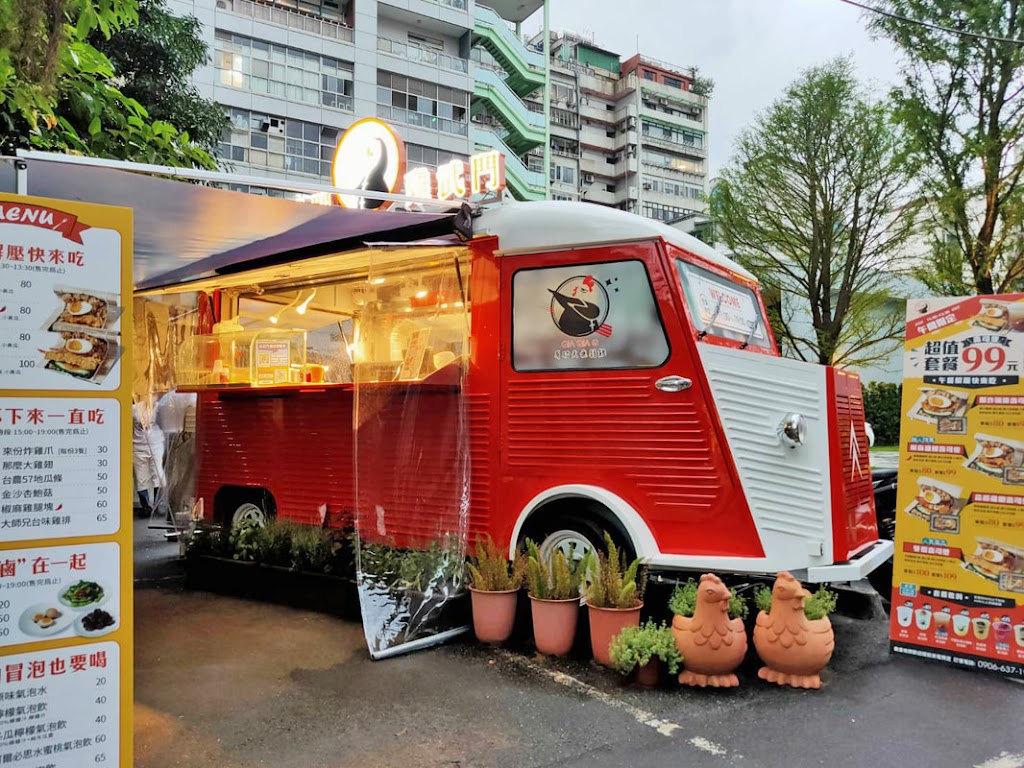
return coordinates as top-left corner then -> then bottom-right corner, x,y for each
476,201 -> 756,282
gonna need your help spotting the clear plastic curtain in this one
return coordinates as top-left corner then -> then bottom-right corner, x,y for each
353,254 -> 471,658
132,295 -> 201,533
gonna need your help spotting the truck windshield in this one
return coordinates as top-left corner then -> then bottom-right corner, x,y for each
676,260 -> 772,350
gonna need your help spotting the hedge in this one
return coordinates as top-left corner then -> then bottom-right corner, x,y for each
862,381 -> 902,446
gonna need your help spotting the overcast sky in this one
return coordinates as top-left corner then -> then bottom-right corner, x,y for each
525,0 -> 905,176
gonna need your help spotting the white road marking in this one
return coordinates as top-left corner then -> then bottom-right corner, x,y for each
975,753 -> 1024,768
497,652 -> 738,758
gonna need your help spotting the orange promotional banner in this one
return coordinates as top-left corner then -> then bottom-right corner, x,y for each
890,293 -> 1024,678
0,194 -> 134,765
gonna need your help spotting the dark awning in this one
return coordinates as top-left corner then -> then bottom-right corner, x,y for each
22,158 -> 454,291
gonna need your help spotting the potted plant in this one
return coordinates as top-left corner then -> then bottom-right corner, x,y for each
669,574 -> 749,687
524,539 -> 583,656
467,536 -> 523,644
582,534 -> 645,667
752,572 -> 837,689
608,620 -> 681,687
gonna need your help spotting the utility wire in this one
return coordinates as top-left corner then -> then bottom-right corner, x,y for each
835,0 -> 1024,46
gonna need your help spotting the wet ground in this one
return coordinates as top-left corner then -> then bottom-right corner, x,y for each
132,523 -> 1023,768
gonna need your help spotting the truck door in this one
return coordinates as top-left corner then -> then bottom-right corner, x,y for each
498,241 -> 763,559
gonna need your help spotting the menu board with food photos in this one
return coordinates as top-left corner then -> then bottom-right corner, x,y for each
0,194 -> 133,766
890,293 -> 1024,678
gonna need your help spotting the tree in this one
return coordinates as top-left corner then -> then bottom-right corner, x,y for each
871,1 -> 1024,295
0,0 -> 216,168
715,59 -> 917,367
91,0 -> 225,153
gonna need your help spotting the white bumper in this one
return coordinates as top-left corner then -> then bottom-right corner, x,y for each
805,539 -> 894,583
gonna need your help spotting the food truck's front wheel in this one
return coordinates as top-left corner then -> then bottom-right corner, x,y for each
214,486 -> 277,529
518,499 -> 636,565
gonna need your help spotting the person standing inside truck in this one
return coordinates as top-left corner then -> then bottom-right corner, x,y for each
132,396 -> 165,517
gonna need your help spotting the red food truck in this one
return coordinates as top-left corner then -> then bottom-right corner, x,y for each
146,200 -> 892,583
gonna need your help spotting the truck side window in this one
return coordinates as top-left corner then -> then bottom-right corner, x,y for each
676,260 -> 772,350
512,259 -> 669,371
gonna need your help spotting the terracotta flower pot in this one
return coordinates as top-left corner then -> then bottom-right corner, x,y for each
633,658 -> 661,688
529,595 -> 579,656
670,574 -> 748,687
469,587 -> 518,644
587,602 -> 642,667
752,572 -> 835,689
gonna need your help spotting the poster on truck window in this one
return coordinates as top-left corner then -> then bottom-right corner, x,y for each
0,194 -> 133,766
890,293 -> 1024,678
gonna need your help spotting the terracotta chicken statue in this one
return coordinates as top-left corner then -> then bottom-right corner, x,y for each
753,571 -> 835,689
671,573 -> 747,687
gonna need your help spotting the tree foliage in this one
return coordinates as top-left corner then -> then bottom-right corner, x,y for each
91,0 -> 225,153
872,1 -> 1024,295
0,0 -> 216,168
716,59 -> 917,367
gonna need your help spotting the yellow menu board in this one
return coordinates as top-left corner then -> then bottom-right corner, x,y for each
890,293 -> 1024,678
0,194 -> 133,765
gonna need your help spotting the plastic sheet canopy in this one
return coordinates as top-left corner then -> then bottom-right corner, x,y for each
352,253 -> 471,658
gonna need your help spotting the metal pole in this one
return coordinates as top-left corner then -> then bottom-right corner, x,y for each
543,0 -> 552,200
635,73 -> 643,217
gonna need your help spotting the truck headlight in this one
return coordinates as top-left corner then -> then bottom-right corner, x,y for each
778,413 -> 806,448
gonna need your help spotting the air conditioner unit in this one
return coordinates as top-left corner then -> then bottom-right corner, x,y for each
642,182 -> 652,190
658,98 -> 668,105
260,118 -> 284,134
582,173 -> 594,183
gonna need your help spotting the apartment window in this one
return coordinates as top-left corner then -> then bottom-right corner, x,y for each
647,178 -> 702,200
551,108 -> 578,128
550,164 -> 575,185
218,108 -> 338,177
407,143 -> 467,171
605,129 -> 615,138
218,0 -> 347,25
642,202 -> 692,222
643,70 -> 656,80
376,71 -> 469,136
663,76 -> 682,89
214,31 -> 353,110
642,120 -> 703,148
606,184 -> 616,193
642,148 -> 703,175
550,83 -> 576,105
552,193 -> 574,201
551,138 -> 578,156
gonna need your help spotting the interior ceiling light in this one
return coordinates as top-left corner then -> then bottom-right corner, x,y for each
296,288 -> 317,315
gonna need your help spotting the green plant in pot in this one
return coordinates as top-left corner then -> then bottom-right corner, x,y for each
752,573 -> 837,689
524,539 -> 584,657
582,533 -> 645,667
467,536 -> 523,644
669,574 -> 749,687
609,620 -> 681,687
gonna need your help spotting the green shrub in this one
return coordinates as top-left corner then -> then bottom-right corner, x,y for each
524,539 -> 583,600
669,578 -> 747,619
862,381 -> 902,446
754,584 -> 838,619
467,536 -> 523,591
582,533 -> 645,609
608,620 -> 682,676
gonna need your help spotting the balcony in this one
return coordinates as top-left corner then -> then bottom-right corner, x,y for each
641,132 -> 707,158
473,4 -> 545,97
216,0 -> 354,43
377,38 -> 469,74
472,67 -> 545,154
474,127 -> 545,200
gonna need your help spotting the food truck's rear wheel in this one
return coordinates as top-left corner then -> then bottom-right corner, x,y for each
519,499 -> 636,564
232,502 -> 269,528
215,487 -> 277,529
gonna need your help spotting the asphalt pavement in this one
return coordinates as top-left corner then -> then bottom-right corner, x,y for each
133,524 -> 1023,768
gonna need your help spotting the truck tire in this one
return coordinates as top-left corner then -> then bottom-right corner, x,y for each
517,499 -> 636,564
215,487 -> 276,529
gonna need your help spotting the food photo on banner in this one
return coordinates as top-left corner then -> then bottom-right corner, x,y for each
890,293 -> 1024,678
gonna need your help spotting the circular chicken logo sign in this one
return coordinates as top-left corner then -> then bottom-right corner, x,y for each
331,118 -> 406,210
549,275 -> 610,337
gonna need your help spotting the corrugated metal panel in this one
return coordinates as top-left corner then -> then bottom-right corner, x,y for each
195,388 -> 355,526
830,370 -> 878,559
699,347 -> 829,545
467,393 -> 492,542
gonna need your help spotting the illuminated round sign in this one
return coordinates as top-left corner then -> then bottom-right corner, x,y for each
331,118 -> 406,210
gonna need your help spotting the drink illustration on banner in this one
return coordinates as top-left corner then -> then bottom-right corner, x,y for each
890,293 -> 1024,678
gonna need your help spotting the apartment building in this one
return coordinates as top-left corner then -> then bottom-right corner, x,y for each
165,0 -> 546,198
525,30 -> 711,220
